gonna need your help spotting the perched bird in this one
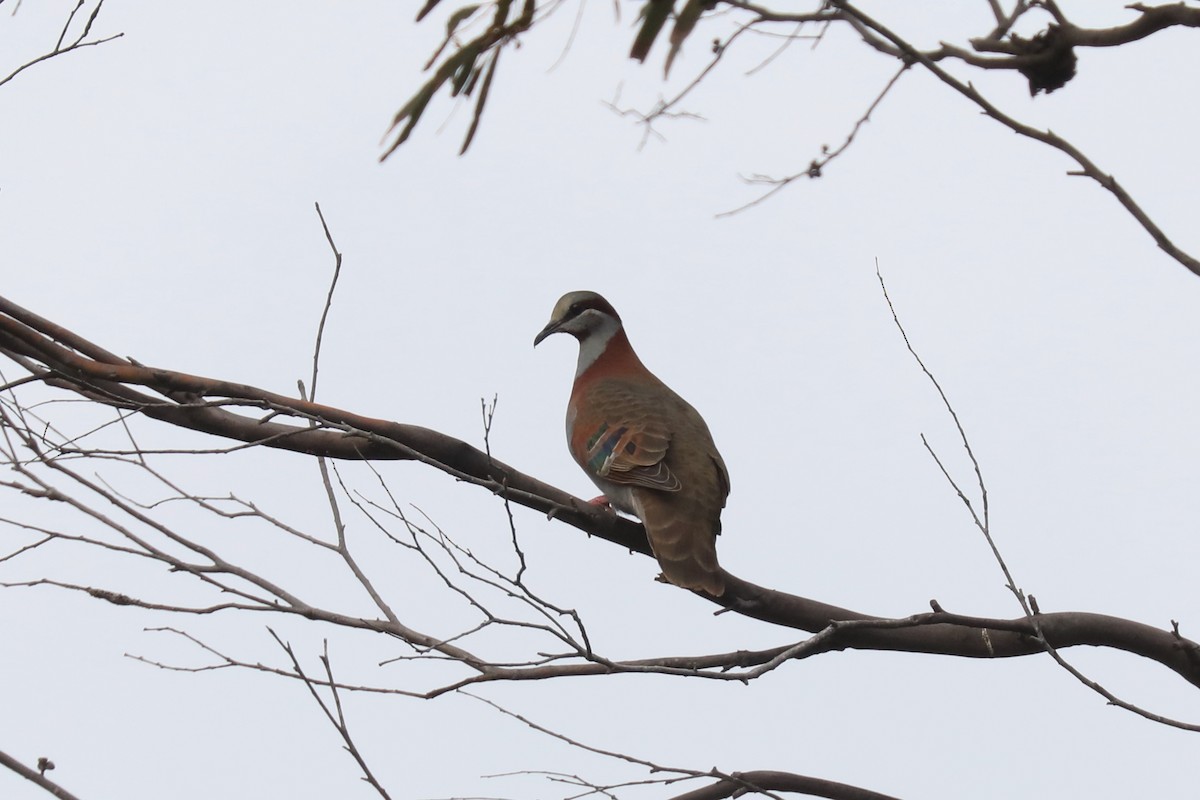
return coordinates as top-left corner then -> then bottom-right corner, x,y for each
534,291 -> 730,596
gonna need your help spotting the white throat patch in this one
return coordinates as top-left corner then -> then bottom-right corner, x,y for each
574,311 -> 621,377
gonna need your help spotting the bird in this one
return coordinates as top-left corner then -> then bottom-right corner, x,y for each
534,290 -> 730,596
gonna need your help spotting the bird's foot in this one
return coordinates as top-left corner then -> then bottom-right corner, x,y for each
567,495 -> 616,516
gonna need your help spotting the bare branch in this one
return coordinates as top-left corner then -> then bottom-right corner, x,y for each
4,295 -> 1200,691
0,0 -> 122,90
467,692 -> 903,800
719,63 -> 907,217
834,1 -> 1200,276
310,202 -> 344,401
877,261 -> 1200,731
272,633 -> 395,800
670,770 -> 902,800
0,749 -> 84,800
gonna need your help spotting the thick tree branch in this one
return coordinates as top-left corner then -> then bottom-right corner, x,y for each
986,2 -> 1200,50
716,576 -> 1200,690
672,770 -> 901,800
3,295 -> 1200,693
0,293 -> 639,547
0,749 -> 83,800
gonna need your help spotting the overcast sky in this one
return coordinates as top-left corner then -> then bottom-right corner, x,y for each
3,2 -> 1199,799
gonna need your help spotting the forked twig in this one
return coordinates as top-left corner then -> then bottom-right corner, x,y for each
877,261 -> 1200,732
271,632 -> 394,800
0,0 -> 122,90
720,62 -> 907,217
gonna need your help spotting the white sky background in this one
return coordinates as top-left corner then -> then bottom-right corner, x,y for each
2,1 -> 1199,798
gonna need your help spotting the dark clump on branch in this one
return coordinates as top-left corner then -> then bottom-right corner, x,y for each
1011,24 -> 1077,96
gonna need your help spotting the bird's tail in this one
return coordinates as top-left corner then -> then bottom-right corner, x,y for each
634,493 -> 725,596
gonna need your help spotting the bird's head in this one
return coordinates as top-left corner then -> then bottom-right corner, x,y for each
533,291 -> 623,347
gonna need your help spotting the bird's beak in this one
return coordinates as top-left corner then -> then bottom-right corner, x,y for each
533,320 -> 560,347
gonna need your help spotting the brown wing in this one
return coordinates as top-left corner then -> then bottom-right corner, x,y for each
628,388 -> 728,594
577,418 -> 681,492
571,377 -> 686,492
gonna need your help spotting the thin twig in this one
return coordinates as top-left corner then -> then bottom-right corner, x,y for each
719,62 -> 907,217
270,632 -> 395,800
310,202 -> 343,401
877,260 -> 1200,732
0,0 -> 122,90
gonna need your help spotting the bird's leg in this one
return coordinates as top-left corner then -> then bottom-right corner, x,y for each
563,495 -> 616,516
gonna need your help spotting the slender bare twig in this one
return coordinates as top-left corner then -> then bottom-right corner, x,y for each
603,20 -> 764,149
310,202 -> 343,400
465,691 -> 905,800
0,0 -> 122,90
300,211 -> 408,632
743,19 -> 829,76
877,261 -> 1200,732
271,632 -> 394,800
460,691 -> 754,794
719,62 -> 907,217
